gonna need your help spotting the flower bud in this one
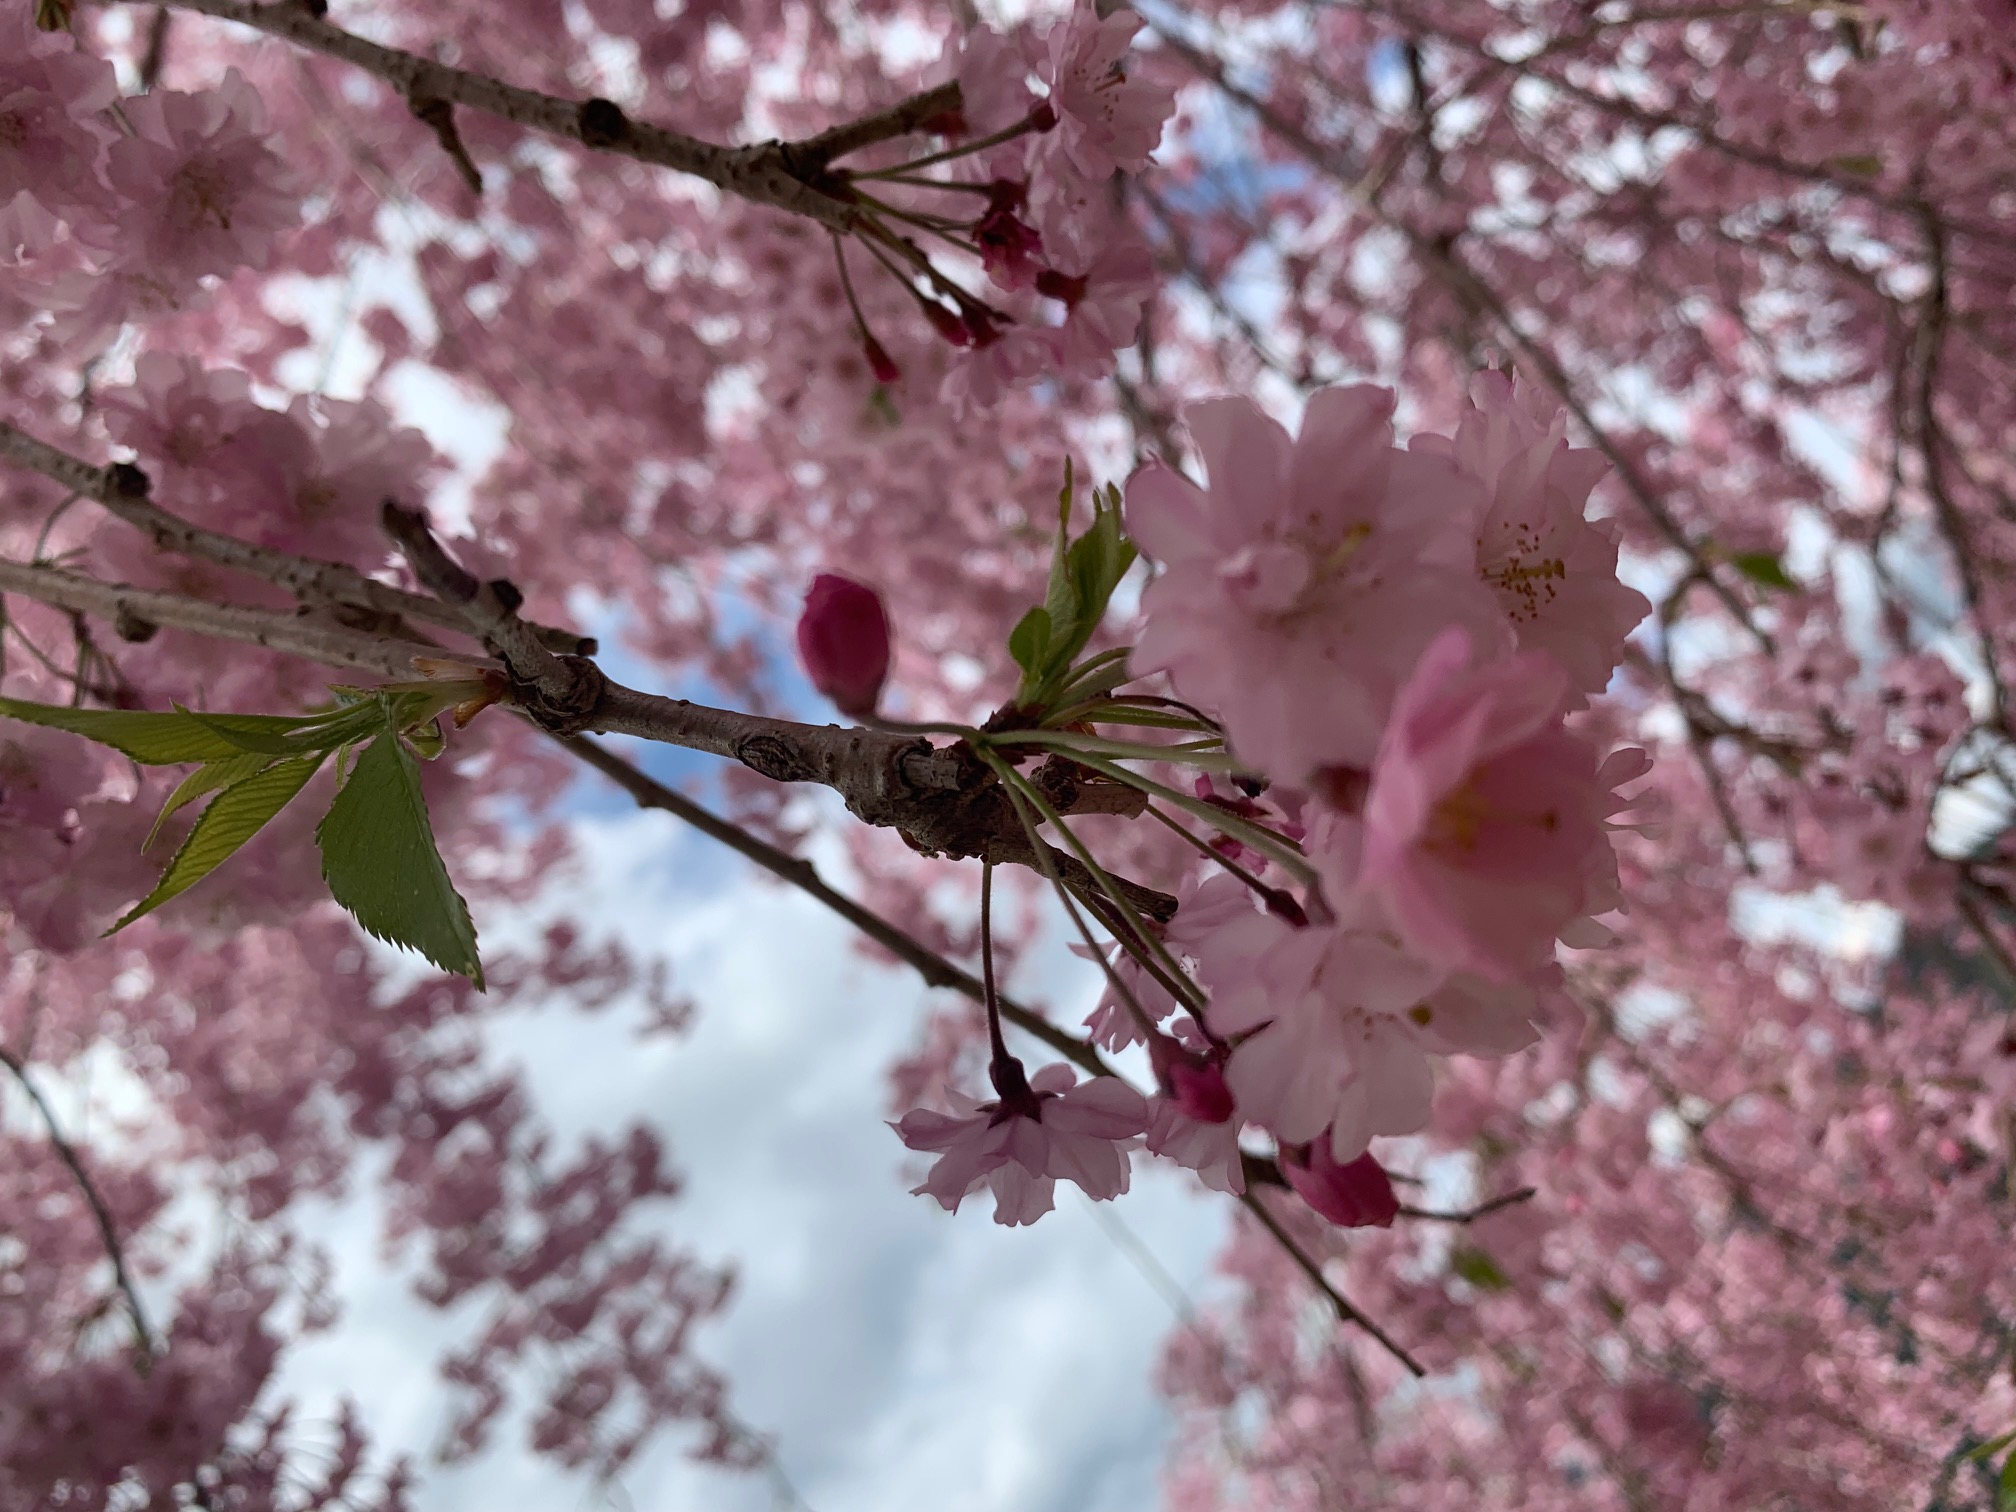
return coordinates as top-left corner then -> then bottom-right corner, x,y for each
1279,1143 -> 1398,1228
797,574 -> 890,717
863,335 -> 901,385
1149,1035 -> 1236,1123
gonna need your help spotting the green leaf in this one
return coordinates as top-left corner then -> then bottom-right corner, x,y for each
1450,1246 -> 1511,1292
1999,1450 -> 2016,1512
1014,473 -> 1140,709
0,696 -> 269,765
317,715 -> 483,988
110,755 -> 327,931
1832,153 -> 1883,177
145,752 -> 272,849
1008,607 -> 1053,678
1964,1430 -> 2016,1465
404,716 -> 446,760
1730,551 -> 1797,591
1037,461 -> 1083,661
178,704 -> 374,756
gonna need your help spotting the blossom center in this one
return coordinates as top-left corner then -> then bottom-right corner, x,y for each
1426,779 -> 1559,854
171,157 -> 237,231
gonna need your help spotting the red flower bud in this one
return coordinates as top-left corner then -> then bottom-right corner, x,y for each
1035,269 -> 1089,307
923,301 -> 973,348
863,335 -> 901,385
1279,1144 -> 1399,1228
1149,1036 -> 1237,1124
796,574 -> 890,717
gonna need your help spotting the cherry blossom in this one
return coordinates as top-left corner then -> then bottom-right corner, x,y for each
891,1062 -> 1150,1226
1039,2 -> 1175,180
1317,628 -> 1644,983
1128,386 -> 1503,778
1412,371 -> 1651,699
105,70 -> 300,285
1277,1144 -> 1399,1229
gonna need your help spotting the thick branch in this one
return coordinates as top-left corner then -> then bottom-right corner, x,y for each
0,422 -> 590,654
386,503 -> 1180,919
0,557 -> 451,680
120,0 -> 934,231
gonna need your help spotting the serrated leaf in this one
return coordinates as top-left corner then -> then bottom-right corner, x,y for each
1451,1246 -> 1511,1291
145,752 -> 272,849
110,755 -> 326,931
317,719 -> 483,988
0,696 -> 268,764
1008,607 -> 1052,678
1730,551 -> 1797,591
178,704 -> 373,756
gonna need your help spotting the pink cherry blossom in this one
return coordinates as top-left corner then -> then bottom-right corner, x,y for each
0,22 -> 119,261
99,352 -> 281,508
948,24 -> 1037,140
104,70 -> 300,285
1318,627 -> 1646,983
891,1063 -> 1149,1226
1048,232 -> 1156,373
1199,914 -> 1443,1160
1040,2 -> 1175,179
1145,1100 -> 1246,1194
1127,386 -> 1504,778
1412,371 -> 1651,699
1078,872 -> 1252,1050
975,199 -> 1045,291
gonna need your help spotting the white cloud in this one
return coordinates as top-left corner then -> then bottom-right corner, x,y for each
277,805 -> 1231,1512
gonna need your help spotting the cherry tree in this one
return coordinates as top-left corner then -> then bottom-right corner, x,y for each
3,0 -> 2014,1507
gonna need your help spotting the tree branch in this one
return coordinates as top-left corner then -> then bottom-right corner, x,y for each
0,1045 -> 158,1368
556,734 -> 1113,1076
384,501 -> 1180,919
0,421 -> 592,655
0,557 -> 454,680
113,0 -> 959,232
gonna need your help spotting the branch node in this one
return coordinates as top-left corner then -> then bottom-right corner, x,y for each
107,461 -> 152,500
410,91 -> 483,194
577,96 -> 629,148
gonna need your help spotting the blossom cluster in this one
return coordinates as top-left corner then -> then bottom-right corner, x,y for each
896,374 -> 1653,1226
1,14 -> 299,337
851,4 -> 1172,411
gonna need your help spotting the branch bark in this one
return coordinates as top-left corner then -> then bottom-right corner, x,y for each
0,557 -> 453,680
118,0 -> 958,232
557,734 -> 1113,1076
0,420 -> 591,654
0,1045 -> 158,1368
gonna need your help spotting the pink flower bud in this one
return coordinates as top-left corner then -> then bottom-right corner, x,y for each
797,574 -> 890,717
1279,1143 -> 1398,1228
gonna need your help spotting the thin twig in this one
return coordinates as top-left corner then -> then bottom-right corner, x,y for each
1396,1186 -> 1538,1223
0,1046 -> 158,1368
1238,1187 -> 1426,1377
555,733 -> 1112,1076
